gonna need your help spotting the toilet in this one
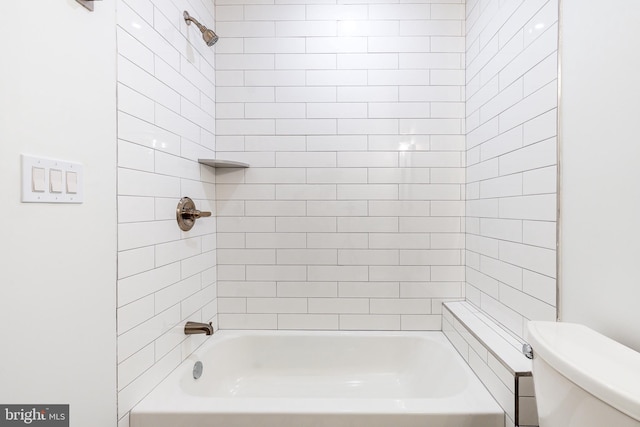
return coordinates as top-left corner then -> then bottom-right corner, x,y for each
527,321 -> 640,427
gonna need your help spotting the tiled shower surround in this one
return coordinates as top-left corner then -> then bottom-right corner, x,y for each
214,1 -> 467,330
465,0 -> 558,340
112,0 -> 559,424
115,0 -> 218,425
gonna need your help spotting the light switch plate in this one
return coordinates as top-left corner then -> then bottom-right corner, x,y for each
22,155 -> 84,204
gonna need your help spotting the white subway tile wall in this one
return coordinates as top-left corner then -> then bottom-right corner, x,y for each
215,0 -> 466,330
465,0 -> 558,340
116,0 -> 217,425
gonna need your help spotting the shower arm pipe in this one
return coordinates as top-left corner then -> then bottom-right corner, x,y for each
183,11 -> 207,34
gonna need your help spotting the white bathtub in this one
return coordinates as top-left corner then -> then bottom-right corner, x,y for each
130,330 -> 503,427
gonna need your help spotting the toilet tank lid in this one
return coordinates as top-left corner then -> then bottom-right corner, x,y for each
527,321 -> 640,422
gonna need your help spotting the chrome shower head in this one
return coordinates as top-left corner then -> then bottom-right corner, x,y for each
183,11 -> 218,47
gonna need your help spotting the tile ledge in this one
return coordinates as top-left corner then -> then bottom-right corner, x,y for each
444,301 -> 532,375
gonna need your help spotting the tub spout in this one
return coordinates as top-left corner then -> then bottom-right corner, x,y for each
185,321 -> 214,336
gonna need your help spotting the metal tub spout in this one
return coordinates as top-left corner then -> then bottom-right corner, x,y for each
184,321 -> 214,336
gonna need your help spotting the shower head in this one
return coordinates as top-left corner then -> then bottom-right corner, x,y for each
183,11 -> 218,47
202,28 -> 219,47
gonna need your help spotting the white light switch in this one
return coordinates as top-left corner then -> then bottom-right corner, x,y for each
32,167 -> 46,192
66,171 -> 78,194
22,155 -> 83,203
50,169 -> 63,193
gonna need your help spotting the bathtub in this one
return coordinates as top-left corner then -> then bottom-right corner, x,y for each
130,330 -> 503,427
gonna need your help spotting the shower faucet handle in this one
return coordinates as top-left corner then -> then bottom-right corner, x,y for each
176,197 -> 212,231
188,209 -> 211,219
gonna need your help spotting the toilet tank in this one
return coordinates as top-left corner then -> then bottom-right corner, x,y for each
527,321 -> 640,427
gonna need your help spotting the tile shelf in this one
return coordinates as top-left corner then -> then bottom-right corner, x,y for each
198,159 -> 250,168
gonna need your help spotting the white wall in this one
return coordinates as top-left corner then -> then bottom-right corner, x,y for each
115,0 -> 218,425
559,0 -> 640,352
0,1 -> 117,426
214,0 -> 466,330
465,0 -> 559,340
